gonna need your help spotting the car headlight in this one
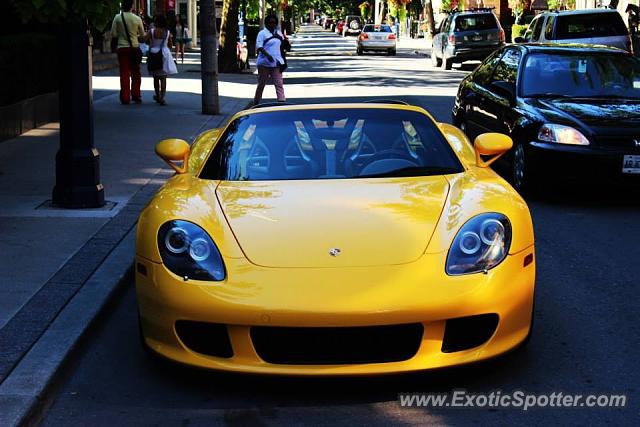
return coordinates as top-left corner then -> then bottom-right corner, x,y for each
446,213 -> 512,275
158,220 -> 225,281
537,124 -> 589,146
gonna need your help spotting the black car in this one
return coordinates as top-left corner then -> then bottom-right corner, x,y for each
452,44 -> 640,192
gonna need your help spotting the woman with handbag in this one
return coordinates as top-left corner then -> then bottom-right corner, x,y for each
253,15 -> 289,105
110,0 -> 145,105
145,15 -> 178,106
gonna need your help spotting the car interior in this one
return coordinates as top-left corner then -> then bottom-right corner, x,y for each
205,112 -> 461,181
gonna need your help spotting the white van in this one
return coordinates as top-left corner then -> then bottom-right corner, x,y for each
517,9 -> 631,52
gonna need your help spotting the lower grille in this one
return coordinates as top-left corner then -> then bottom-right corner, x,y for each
596,136 -> 640,151
175,321 -> 233,358
441,314 -> 499,353
251,323 -> 424,365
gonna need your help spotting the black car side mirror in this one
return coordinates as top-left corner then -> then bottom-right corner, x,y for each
514,36 -> 525,43
490,81 -> 516,104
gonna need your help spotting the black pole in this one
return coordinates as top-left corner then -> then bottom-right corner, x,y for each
52,21 -> 105,208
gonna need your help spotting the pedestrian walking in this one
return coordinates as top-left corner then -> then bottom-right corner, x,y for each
146,15 -> 178,106
110,0 -> 145,104
253,15 -> 289,105
174,15 -> 191,64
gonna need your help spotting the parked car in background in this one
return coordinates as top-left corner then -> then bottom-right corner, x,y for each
357,24 -> 396,55
343,16 -> 363,36
516,8 -> 631,52
323,17 -> 334,30
431,9 -> 505,70
453,44 -> 640,192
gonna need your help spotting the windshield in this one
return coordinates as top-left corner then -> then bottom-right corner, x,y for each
521,52 -> 640,98
200,109 -> 463,181
363,25 -> 392,33
454,14 -> 498,31
555,13 -> 628,39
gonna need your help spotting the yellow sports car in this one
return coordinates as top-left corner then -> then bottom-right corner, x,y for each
136,102 -> 535,375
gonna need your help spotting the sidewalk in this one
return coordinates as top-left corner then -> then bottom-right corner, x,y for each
396,35 -> 431,55
0,58 -> 254,426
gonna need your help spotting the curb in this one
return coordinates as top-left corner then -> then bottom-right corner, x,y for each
0,226 -> 136,427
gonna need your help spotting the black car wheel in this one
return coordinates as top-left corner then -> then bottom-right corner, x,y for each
430,49 -> 441,67
388,48 -> 396,56
511,143 -> 536,193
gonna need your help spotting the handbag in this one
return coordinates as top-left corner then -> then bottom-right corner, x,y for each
264,32 -> 289,72
120,12 -> 142,64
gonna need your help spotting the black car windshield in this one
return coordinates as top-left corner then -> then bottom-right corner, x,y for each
200,109 -> 463,181
363,24 -> 392,33
521,52 -> 640,98
454,14 -> 497,31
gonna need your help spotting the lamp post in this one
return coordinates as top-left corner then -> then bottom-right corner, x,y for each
52,21 -> 104,208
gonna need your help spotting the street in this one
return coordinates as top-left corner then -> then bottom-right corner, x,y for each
41,26 -> 639,426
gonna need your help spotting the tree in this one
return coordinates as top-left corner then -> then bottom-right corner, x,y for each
201,0 -> 221,114
220,0 -> 241,73
9,0 -> 119,208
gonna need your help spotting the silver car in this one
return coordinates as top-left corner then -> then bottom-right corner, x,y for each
517,9 -> 631,52
357,24 -> 397,56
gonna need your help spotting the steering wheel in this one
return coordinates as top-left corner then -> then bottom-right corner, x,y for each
355,149 -> 420,177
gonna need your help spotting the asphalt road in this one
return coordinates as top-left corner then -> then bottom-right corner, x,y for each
42,26 -> 639,426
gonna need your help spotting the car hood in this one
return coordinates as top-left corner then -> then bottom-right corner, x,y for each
532,98 -> 640,131
216,177 -> 450,268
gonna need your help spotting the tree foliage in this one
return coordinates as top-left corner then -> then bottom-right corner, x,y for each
10,0 -> 120,29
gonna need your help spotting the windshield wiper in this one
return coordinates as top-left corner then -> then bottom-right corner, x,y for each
578,94 -> 640,100
527,93 -> 573,99
358,166 -> 461,178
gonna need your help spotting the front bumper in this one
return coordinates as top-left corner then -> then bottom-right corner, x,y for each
528,141 -> 640,181
136,248 -> 535,375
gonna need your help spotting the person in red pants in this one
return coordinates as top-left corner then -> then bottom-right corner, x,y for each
111,0 -> 145,104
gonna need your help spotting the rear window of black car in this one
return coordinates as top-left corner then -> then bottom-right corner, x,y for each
454,14 -> 498,32
555,13 -> 628,39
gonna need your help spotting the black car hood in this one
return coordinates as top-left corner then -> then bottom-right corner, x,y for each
529,98 -> 640,133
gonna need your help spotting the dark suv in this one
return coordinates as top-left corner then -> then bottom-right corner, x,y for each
431,9 -> 505,70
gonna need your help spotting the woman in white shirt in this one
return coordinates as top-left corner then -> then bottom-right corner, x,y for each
253,15 -> 287,105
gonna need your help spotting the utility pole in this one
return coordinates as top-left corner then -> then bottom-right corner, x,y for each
52,21 -> 104,208
201,0 -> 220,114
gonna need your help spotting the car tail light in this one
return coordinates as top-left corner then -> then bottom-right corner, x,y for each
388,33 -> 396,40
360,33 -> 368,40
498,29 -> 505,43
448,34 -> 456,44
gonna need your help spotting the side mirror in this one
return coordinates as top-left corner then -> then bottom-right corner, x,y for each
155,138 -> 190,174
474,133 -> 513,168
490,81 -> 516,104
514,36 -> 525,43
